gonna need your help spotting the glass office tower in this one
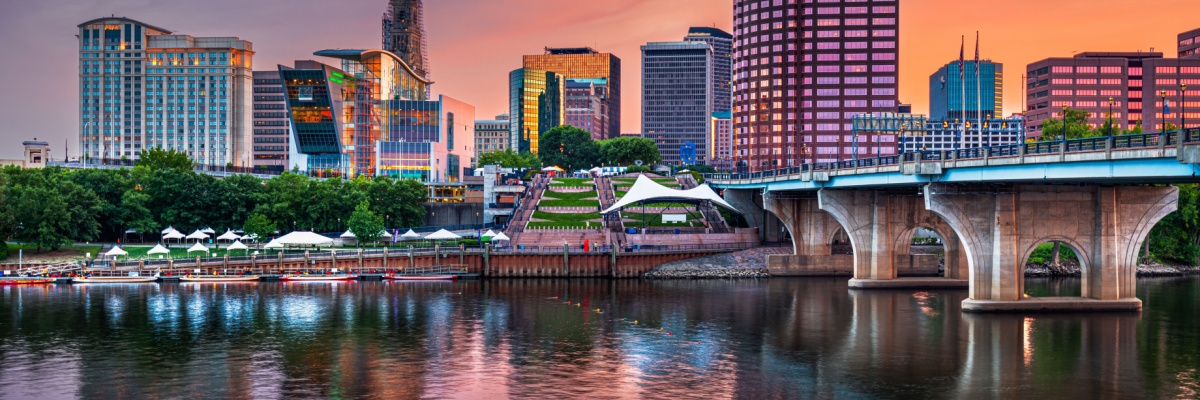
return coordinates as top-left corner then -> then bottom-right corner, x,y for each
522,47 -> 620,139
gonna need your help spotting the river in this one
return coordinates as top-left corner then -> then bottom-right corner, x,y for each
1,277 -> 1197,399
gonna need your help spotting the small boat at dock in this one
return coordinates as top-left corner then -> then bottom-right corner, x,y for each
72,276 -> 157,284
180,275 -> 260,282
0,278 -> 56,285
280,274 -> 356,281
384,274 -> 458,281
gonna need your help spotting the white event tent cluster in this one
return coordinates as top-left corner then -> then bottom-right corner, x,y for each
600,175 -> 737,214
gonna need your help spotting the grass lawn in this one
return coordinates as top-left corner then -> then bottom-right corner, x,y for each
621,212 -> 704,227
550,178 -> 593,187
539,190 -> 600,208
529,211 -> 602,228
4,243 -> 103,262
614,189 -> 628,198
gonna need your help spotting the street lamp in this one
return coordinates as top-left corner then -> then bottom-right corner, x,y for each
1108,97 -> 1115,137
1181,83 -> 1188,131
1162,89 -> 1168,133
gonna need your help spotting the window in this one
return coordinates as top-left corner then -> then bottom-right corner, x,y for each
844,100 -> 867,107
846,77 -> 867,84
872,18 -> 896,25
1076,78 -> 1097,85
845,88 -> 867,95
872,88 -> 895,96
1100,79 -> 1121,85
817,7 -> 840,14
817,30 -> 840,38
845,65 -> 867,73
845,42 -> 868,49
872,6 -> 896,13
845,53 -> 867,61
817,19 -> 839,26
1156,66 -> 1177,74
1100,66 -> 1122,74
846,30 -> 868,37
872,65 -> 895,72
817,100 -> 839,107
845,6 -> 867,13
817,42 -> 840,49
816,112 -> 840,119
873,41 -> 895,49
817,77 -> 840,84
817,88 -> 840,96
872,29 -> 895,37
846,18 -> 868,25
872,53 -> 895,61
1052,66 -> 1072,73
872,76 -> 895,84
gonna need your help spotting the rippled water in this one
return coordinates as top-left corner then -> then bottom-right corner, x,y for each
1,277 -> 1198,399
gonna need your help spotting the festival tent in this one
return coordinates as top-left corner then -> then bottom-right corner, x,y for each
490,232 -> 510,242
201,227 -> 216,235
227,240 -> 248,252
340,230 -> 356,238
483,229 -> 497,237
400,229 -> 422,240
147,244 -> 170,255
185,230 -> 209,241
104,246 -> 128,257
424,229 -> 462,241
216,230 -> 242,242
161,226 -> 178,235
379,230 -> 393,238
163,230 -> 185,240
275,231 -> 334,247
262,239 -> 283,249
186,242 -> 209,253
600,174 -> 737,214
240,233 -> 258,242
542,166 -> 565,172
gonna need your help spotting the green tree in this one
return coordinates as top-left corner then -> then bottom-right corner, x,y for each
136,147 -> 194,171
477,149 -> 543,169
1147,184 -> 1200,264
10,185 -> 71,252
242,213 -> 277,243
1039,106 -> 1100,140
599,136 -> 661,166
119,189 -> 157,239
65,168 -> 131,239
347,201 -> 384,246
539,125 -> 600,171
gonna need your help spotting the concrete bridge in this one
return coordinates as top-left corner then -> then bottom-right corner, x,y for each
707,130 -> 1200,312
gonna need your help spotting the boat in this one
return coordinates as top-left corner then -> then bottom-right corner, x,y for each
180,275 -> 260,282
280,274 -> 356,281
384,274 -> 458,281
72,276 -> 158,284
0,278 -> 56,285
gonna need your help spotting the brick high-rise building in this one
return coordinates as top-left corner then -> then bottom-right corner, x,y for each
564,79 -> 607,140
1179,27 -> 1200,59
732,0 -> 900,171
522,47 -> 620,140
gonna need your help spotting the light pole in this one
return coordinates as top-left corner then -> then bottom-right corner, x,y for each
1108,97 -> 1115,137
1061,104 -> 1068,140
1181,83 -> 1188,132
1162,90 -> 1168,133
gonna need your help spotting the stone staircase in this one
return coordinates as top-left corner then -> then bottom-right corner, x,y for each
504,174 -> 550,246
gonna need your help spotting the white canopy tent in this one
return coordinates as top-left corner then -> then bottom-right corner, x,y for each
163,230 -> 185,240
600,174 -> 737,214
147,244 -> 170,255
240,233 -> 258,242
424,229 -> 462,241
262,239 -> 283,249
490,232 -> 510,242
161,226 -> 178,235
187,242 -> 209,253
275,231 -> 334,247
379,230 -> 393,238
227,240 -> 248,251
104,246 -> 128,257
201,227 -> 216,235
185,230 -> 209,241
400,229 -> 422,240
216,230 -> 242,242
339,230 -> 356,238
483,229 -> 497,237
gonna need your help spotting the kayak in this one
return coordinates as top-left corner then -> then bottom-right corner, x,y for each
72,276 -> 157,284
280,275 -> 356,281
180,275 -> 260,282
384,274 -> 458,281
0,278 -> 56,285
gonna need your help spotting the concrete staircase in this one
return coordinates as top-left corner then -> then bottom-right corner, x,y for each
504,174 -> 550,246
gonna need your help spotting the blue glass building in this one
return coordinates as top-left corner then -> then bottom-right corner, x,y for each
929,60 -> 1003,121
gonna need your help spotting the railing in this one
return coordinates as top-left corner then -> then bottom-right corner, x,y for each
703,129 -> 1200,183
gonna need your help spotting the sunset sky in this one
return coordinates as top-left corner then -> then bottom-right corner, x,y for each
0,0 -> 1197,159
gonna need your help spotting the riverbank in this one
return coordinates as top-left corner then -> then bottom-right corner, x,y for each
643,247 -> 781,279
1026,261 -> 1200,276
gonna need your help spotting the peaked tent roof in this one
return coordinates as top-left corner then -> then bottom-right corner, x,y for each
163,230 -> 185,240
187,242 -> 209,253
147,244 -> 170,255
400,229 -> 422,239
161,226 -> 178,235
275,231 -> 334,246
262,239 -> 283,249
227,240 -> 248,251
104,246 -> 128,256
216,230 -> 242,241
490,232 -> 510,241
185,230 -> 209,240
424,229 -> 462,240
340,230 -> 356,238
600,174 -> 737,214
483,229 -> 497,237
380,230 -> 393,238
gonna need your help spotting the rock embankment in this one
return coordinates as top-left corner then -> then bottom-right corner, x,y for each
644,247 -> 785,279
1025,261 -> 1200,276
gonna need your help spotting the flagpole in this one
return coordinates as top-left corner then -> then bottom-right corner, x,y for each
959,35 -> 965,151
976,32 -> 982,148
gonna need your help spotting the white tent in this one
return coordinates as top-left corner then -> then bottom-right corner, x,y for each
600,174 -> 737,214
542,166 -> 565,172
400,229 -> 422,240
161,226 -> 178,235
163,230 -> 185,240
185,230 -> 209,241
339,230 -> 356,238
240,233 -> 258,242
227,240 -> 248,251
187,242 -> 209,253
483,229 -> 497,237
275,231 -> 334,247
424,229 -> 462,241
490,232 -> 510,242
201,227 -> 216,235
216,230 -> 241,241
262,239 -> 283,249
104,246 -> 129,257
147,244 -> 170,255
379,229 -> 393,238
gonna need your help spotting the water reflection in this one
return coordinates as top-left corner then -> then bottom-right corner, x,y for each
0,277 -> 1196,398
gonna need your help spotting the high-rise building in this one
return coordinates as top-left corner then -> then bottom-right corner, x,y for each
376,95 -> 475,180
251,71 -> 288,171
1026,52 -> 1156,137
1179,27 -> 1200,59
685,27 -> 733,114
78,17 -> 254,166
475,114 -> 511,160
508,68 -> 564,154
929,60 -> 1003,121
641,41 -> 713,165
710,111 -> 733,171
382,0 -> 430,81
564,79 -> 607,140
522,47 -> 621,140
732,0 -> 900,171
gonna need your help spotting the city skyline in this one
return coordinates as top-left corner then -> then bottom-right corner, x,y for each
0,0 -> 1198,159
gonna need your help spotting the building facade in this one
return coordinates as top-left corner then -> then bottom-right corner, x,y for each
732,0 -> 900,171
251,70 -> 288,171
1180,27 -> 1200,59
508,68 -> 563,154
78,17 -> 254,166
376,95 -> 475,181
710,111 -> 733,171
564,79 -> 607,140
929,60 -> 1003,121
641,41 -> 713,166
522,47 -> 621,140
685,27 -> 734,114
475,115 -> 510,160
382,0 -> 430,81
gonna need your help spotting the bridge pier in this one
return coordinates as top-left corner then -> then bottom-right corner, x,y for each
762,196 -> 853,275
817,189 -> 968,289
725,189 -> 784,243
925,184 -> 1178,312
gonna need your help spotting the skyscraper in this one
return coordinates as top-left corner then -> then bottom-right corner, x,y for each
564,79 -> 607,140
642,41 -> 713,165
509,68 -> 564,154
251,70 -> 289,171
522,47 -> 621,139
685,27 -> 733,114
929,60 -> 1003,121
382,0 -> 430,80
78,17 -> 254,166
732,0 -> 900,171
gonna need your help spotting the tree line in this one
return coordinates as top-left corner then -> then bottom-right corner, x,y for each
478,125 -> 663,172
0,148 -> 427,253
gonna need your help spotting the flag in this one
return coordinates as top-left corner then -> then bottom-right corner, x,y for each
958,36 -> 964,80
1165,99 -> 1171,116
974,31 -> 980,73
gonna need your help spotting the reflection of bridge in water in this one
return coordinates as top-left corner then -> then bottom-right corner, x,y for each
710,130 -> 1200,312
